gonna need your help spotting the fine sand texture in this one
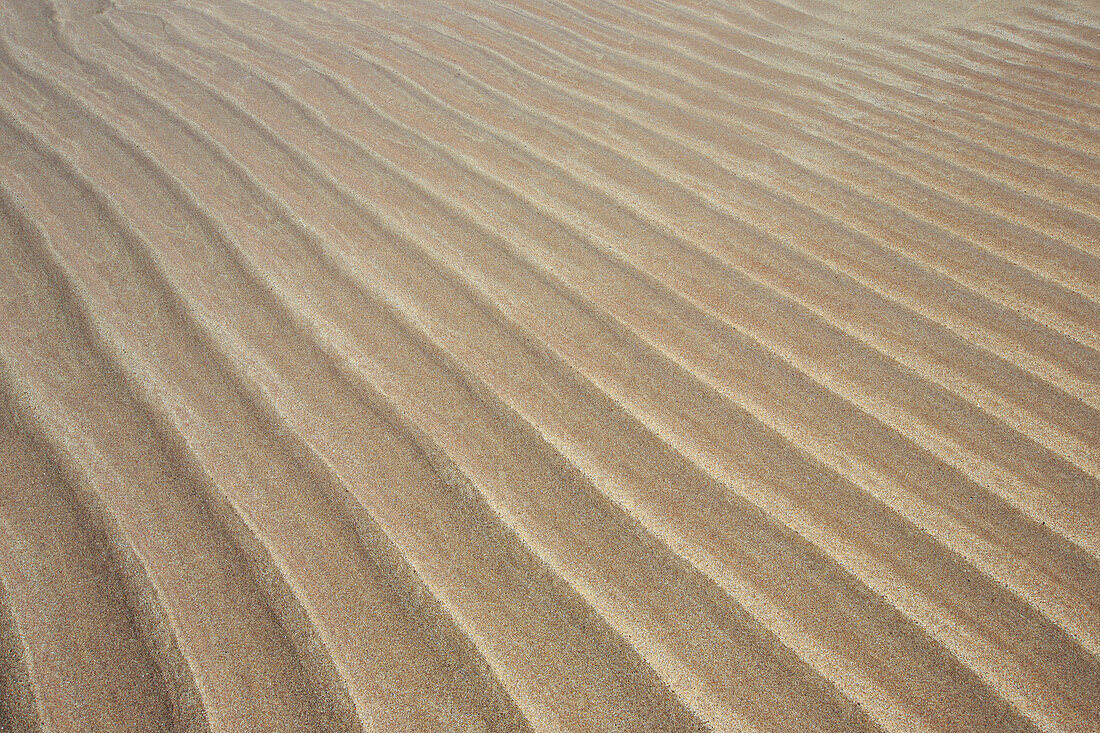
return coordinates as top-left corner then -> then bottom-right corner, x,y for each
0,0 -> 1098,730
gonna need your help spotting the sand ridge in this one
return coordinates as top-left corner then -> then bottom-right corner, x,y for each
0,0 -> 1097,730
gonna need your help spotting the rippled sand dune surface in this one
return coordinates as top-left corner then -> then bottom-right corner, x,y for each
0,0 -> 1098,730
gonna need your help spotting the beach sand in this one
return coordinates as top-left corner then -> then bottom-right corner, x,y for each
0,0 -> 1097,730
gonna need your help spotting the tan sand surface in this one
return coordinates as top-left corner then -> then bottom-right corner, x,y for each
0,0 -> 1097,730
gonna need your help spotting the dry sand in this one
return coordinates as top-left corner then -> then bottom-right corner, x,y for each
0,0 -> 1097,730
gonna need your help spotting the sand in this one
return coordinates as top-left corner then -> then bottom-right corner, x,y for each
0,0 -> 1096,730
